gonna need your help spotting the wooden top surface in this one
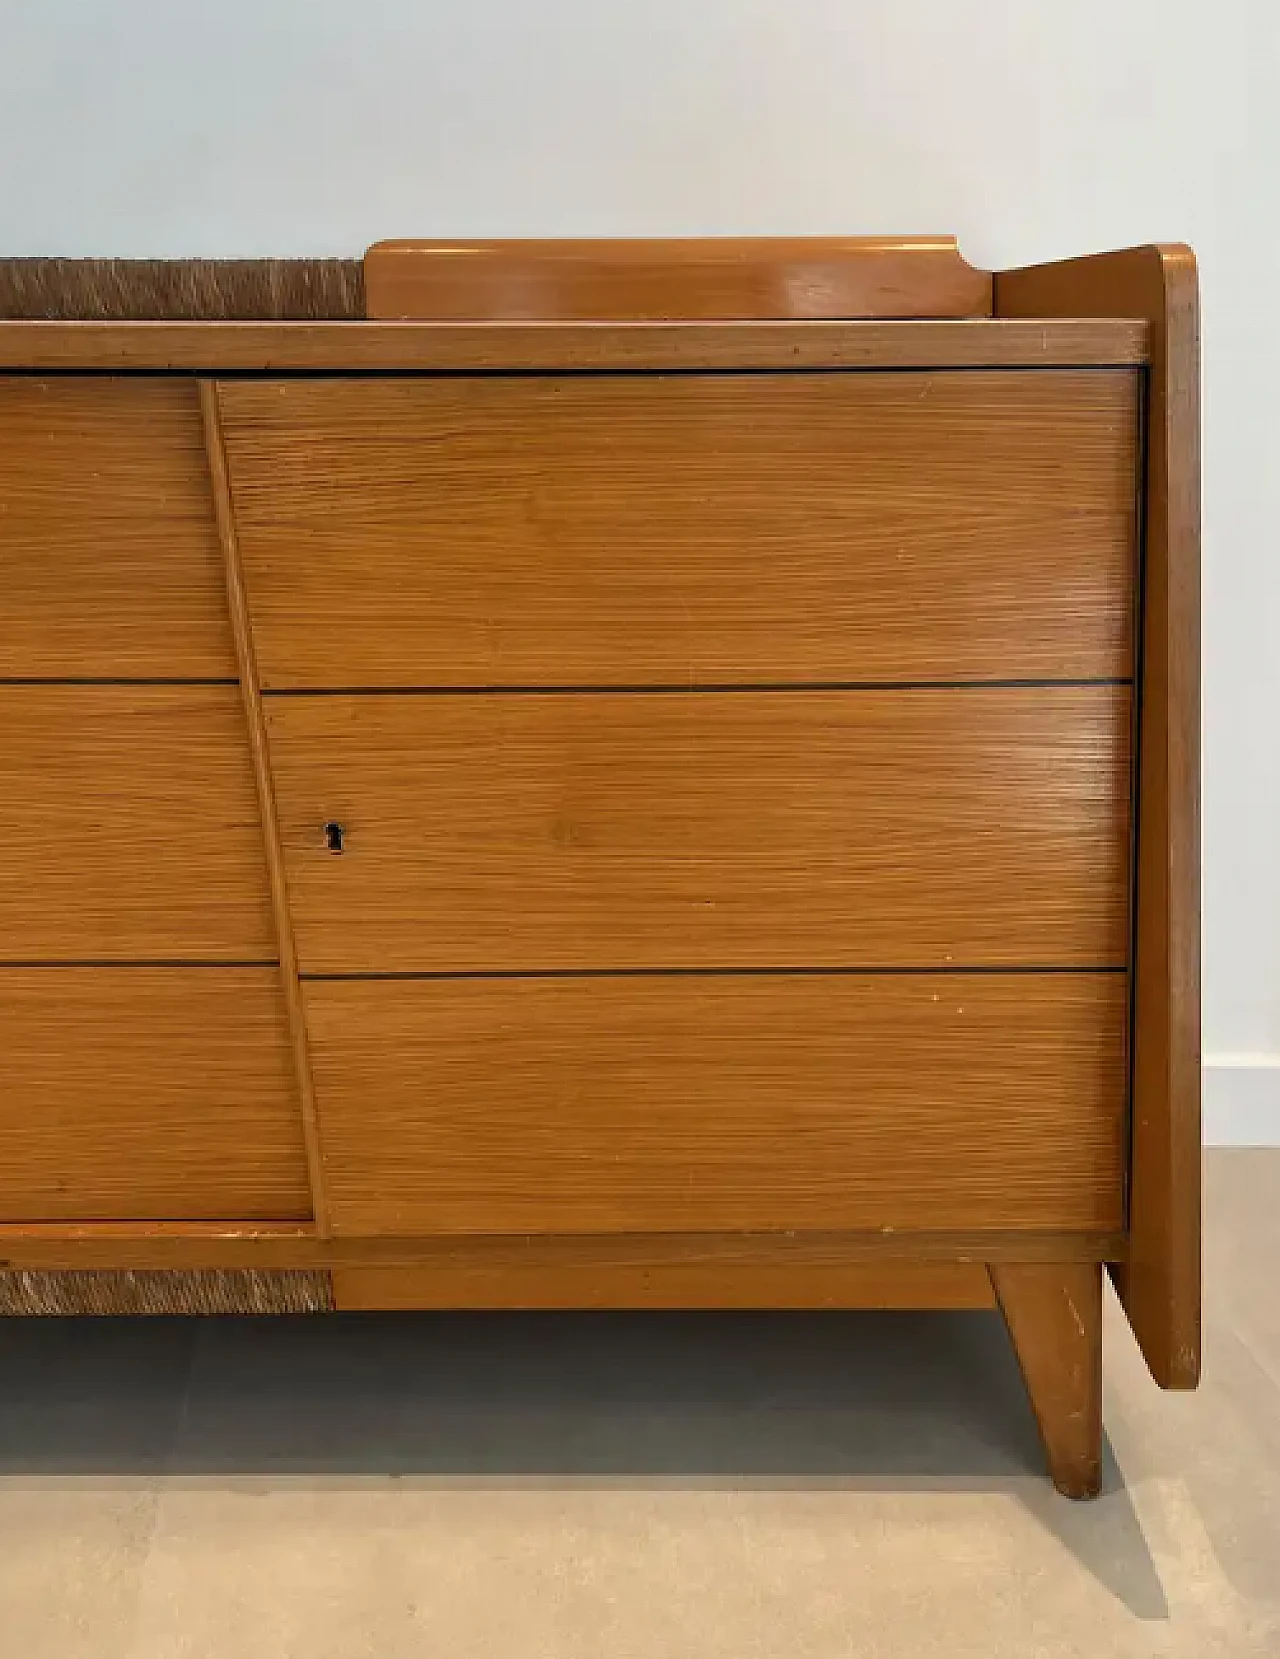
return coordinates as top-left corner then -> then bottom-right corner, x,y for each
0,317 -> 1147,372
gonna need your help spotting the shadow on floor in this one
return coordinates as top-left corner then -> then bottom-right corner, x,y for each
0,1308 -> 1168,1617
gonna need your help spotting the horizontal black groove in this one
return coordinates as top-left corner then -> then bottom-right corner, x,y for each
303,965 -> 1128,982
0,959 -> 279,970
0,363 -> 1143,381
0,677 -> 239,688
266,677 -> 1133,698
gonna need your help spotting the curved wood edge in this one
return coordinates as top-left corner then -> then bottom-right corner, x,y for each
0,257 -> 364,320
990,1263 -> 1103,1499
998,246 -> 1200,1389
363,235 -> 993,321
198,381 -> 333,1237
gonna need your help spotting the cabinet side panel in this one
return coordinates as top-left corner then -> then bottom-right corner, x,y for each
997,246 -> 1201,1387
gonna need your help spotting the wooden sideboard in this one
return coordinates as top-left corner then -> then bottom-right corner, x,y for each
0,238 -> 1200,1498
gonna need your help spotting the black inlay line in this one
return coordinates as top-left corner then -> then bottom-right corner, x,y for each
0,959 -> 280,970
303,965 -> 1129,983
0,677 -> 240,688
265,677 -> 1133,698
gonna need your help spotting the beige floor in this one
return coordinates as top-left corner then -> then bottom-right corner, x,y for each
0,1149 -> 1277,1659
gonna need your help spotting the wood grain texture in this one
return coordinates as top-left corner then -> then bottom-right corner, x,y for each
303,973 -> 1128,1237
222,372 -> 1139,689
363,235 -> 993,321
0,1224 -> 1127,1272
0,377 -> 235,678
998,247 -> 1201,1390
0,1269 -> 332,1315
0,685 -> 275,960
0,319 -> 1148,374
331,1261 -> 996,1312
0,970 -> 311,1221
200,381 -> 330,1235
990,1263 -> 1104,1499
0,258 -> 363,320
268,688 -> 1132,972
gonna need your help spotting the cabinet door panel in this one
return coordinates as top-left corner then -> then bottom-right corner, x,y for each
220,370 -> 1138,688
0,687 -> 274,961
306,973 -> 1128,1237
0,377 -> 234,678
0,970 -> 310,1221
268,687 -> 1131,972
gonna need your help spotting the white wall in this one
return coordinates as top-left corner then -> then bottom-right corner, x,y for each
2,0 -> 1277,1140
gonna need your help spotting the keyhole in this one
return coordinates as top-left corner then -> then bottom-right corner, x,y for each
323,821 -> 345,855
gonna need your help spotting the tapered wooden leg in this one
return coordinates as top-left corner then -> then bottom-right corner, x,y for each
989,1262 -> 1103,1499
